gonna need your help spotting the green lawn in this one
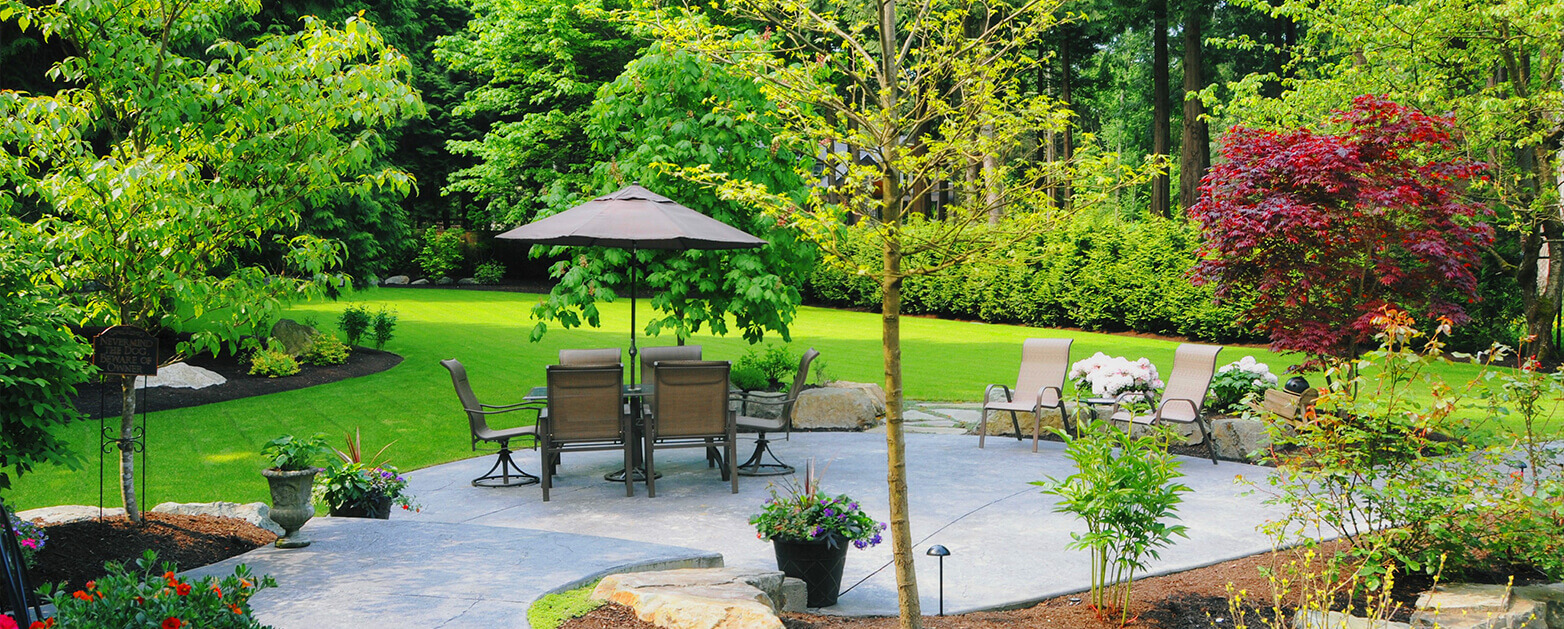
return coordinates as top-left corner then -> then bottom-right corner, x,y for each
4,287 -> 1508,510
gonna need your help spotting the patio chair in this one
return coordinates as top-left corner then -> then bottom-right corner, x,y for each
733,348 -> 818,476
441,359 -> 542,487
1110,343 -> 1224,464
542,364 -> 634,500
559,348 -> 622,366
979,338 -> 1073,452
644,360 -> 738,497
639,345 -> 703,389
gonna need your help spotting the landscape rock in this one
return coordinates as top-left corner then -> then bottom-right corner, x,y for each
1210,417 -> 1271,461
1413,583 -> 1550,629
732,391 -> 788,421
134,362 -> 227,390
457,277 -> 479,285
1295,610 -> 1411,629
410,278 -> 430,285
826,381 -> 887,415
977,406 -> 1067,438
270,319 -> 317,356
17,505 -> 124,525
152,501 -> 284,536
793,387 -> 883,430
592,568 -> 788,629
1514,583 -> 1564,629
382,275 -> 410,285
435,276 -> 453,286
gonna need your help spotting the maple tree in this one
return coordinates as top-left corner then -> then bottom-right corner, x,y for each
1189,95 -> 1493,361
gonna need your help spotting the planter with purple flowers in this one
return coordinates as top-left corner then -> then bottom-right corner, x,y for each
749,461 -> 885,608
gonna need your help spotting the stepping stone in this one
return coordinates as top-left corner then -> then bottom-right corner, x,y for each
592,568 -> 806,629
902,410 -> 946,422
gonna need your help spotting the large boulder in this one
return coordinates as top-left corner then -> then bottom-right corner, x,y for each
135,362 -> 226,390
977,406 -> 1068,438
382,275 -> 410,285
826,381 -> 887,415
792,386 -> 883,431
18,505 -> 125,525
592,568 -> 800,629
152,501 -> 284,536
457,277 -> 479,285
1412,583 -> 1555,629
269,319 -> 316,356
733,391 -> 788,421
1210,417 -> 1271,461
410,278 -> 430,285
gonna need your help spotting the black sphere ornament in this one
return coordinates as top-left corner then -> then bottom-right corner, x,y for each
1284,376 -> 1311,394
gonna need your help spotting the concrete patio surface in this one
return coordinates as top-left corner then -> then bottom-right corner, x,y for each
400,429 -> 1288,617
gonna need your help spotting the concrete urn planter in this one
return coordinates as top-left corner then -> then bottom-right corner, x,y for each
262,468 -> 319,548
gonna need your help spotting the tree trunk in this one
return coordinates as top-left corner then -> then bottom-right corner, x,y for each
984,124 -> 1001,225
1178,1 -> 1210,211
1150,0 -> 1171,218
1058,35 -> 1074,211
119,375 -> 143,523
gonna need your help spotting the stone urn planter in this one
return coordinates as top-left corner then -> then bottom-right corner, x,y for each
262,468 -> 319,548
328,495 -> 393,520
772,535 -> 849,607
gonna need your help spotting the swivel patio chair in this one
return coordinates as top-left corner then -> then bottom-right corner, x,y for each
733,348 -> 818,476
979,338 -> 1073,452
541,363 -> 634,500
644,360 -> 738,497
639,345 -> 703,390
1110,343 -> 1224,464
559,348 -> 622,367
441,359 -> 542,487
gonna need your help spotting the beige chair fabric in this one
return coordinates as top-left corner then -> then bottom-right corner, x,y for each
441,359 -> 542,487
638,345 -> 702,413
1111,343 -> 1224,464
541,364 -> 633,500
733,348 -> 819,476
644,360 -> 737,497
559,348 -> 623,366
979,338 -> 1073,452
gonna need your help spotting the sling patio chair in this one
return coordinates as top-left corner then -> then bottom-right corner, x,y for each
644,360 -> 738,497
639,345 -> 703,390
1109,343 -> 1224,464
541,363 -> 634,500
441,359 -> 543,487
559,348 -> 623,367
979,338 -> 1073,452
733,348 -> 818,476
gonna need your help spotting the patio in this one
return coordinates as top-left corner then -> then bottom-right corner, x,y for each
194,427 -> 1292,627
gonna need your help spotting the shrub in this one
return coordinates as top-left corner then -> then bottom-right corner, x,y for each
247,341 -> 299,378
414,227 -> 463,279
337,305 -> 371,347
1036,420 -> 1190,625
40,550 -> 275,629
8,510 -> 46,568
301,333 -> 350,366
474,260 -> 505,285
731,345 -> 799,391
1207,356 -> 1279,414
315,463 -> 419,515
370,308 -> 397,350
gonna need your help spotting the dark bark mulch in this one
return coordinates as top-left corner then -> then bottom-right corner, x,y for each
26,513 -> 275,594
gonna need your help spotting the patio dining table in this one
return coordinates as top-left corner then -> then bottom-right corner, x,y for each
524,384 -> 660,482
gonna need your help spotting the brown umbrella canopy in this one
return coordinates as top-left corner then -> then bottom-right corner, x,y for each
494,184 -> 767,250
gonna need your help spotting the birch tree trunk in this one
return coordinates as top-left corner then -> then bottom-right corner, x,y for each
119,374 -> 142,523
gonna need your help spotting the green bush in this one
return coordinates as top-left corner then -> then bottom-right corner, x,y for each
731,345 -> 800,391
261,434 -> 328,471
248,341 -> 300,378
371,308 -> 398,350
302,333 -> 350,366
414,227 -> 464,279
474,260 -> 505,285
41,550 -> 275,628
338,304 -> 371,347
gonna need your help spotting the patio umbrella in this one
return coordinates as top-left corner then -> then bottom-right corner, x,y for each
496,183 -> 767,381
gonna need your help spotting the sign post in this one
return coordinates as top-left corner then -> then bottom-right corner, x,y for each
93,326 -> 158,518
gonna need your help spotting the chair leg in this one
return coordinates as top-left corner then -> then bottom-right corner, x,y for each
473,439 -> 540,488
1199,420 -> 1218,465
737,431 -> 794,476
541,440 -> 552,502
1009,411 -> 1023,442
978,407 -> 989,448
1031,411 -> 1042,453
728,436 -> 739,494
643,438 -> 656,498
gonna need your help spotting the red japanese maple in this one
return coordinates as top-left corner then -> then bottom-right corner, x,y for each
1189,95 -> 1493,360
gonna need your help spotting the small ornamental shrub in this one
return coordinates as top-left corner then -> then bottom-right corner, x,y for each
39,550 -> 276,629
301,333 -> 349,366
1067,353 -> 1163,398
415,227 -> 463,279
337,305 -> 371,347
750,463 -> 885,549
370,308 -> 397,350
474,260 -> 505,285
260,434 -> 328,472
316,463 -> 419,515
8,510 -> 46,567
731,345 -> 799,391
247,341 -> 299,378
1207,356 -> 1279,413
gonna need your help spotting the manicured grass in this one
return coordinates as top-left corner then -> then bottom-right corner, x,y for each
528,581 -> 604,629
4,287 -> 1510,510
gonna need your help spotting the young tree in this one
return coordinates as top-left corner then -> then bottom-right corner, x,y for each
658,3 -> 1140,625
1189,96 -> 1493,362
0,0 -> 422,522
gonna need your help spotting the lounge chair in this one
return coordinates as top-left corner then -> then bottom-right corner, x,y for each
733,348 -> 818,476
644,360 -> 738,497
441,359 -> 542,487
541,364 -> 634,500
1110,343 -> 1224,464
979,338 -> 1073,452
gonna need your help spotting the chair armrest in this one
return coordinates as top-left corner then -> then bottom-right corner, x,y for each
984,384 -> 1013,404
731,390 -> 790,416
471,405 -> 543,417
1108,390 -> 1151,417
1033,386 -> 1063,410
481,401 -> 542,410
1156,397 -> 1202,423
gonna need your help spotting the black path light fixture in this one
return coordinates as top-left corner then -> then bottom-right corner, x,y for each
926,544 -> 951,616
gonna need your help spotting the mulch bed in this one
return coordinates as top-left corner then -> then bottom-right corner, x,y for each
26,513 -> 275,593
71,346 -> 401,420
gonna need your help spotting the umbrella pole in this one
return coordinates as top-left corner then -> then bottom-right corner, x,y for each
629,245 -> 638,385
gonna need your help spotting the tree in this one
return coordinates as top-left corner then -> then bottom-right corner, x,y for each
0,0 -> 422,522
527,41 -> 815,344
1149,0 -> 1171,217
1177,0 -> 1210,210
0,219 -> 93,495
659,2 -> 1137,625
1189,96 -> 1493,362
1220,0 -> 1562,359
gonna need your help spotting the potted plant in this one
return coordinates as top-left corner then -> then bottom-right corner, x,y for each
316,429 -> 419,519
749,462 -> 885,607
260,434 -> 328,548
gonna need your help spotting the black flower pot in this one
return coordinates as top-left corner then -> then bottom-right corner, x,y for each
773,535 -> 849,607
1284,376 -> 1311,394
329,495 -> 394,519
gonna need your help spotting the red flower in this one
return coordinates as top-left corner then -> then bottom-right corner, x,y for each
162,617 -> 184,629
211,585 -> 223,598
72,590 -> 94,601
0,614 -> 16,629
134,596 -> 145,605
29,619 -> 55,629
174,582 -> 192,596
229,604 -> 243,615
84,581 -> 96,591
